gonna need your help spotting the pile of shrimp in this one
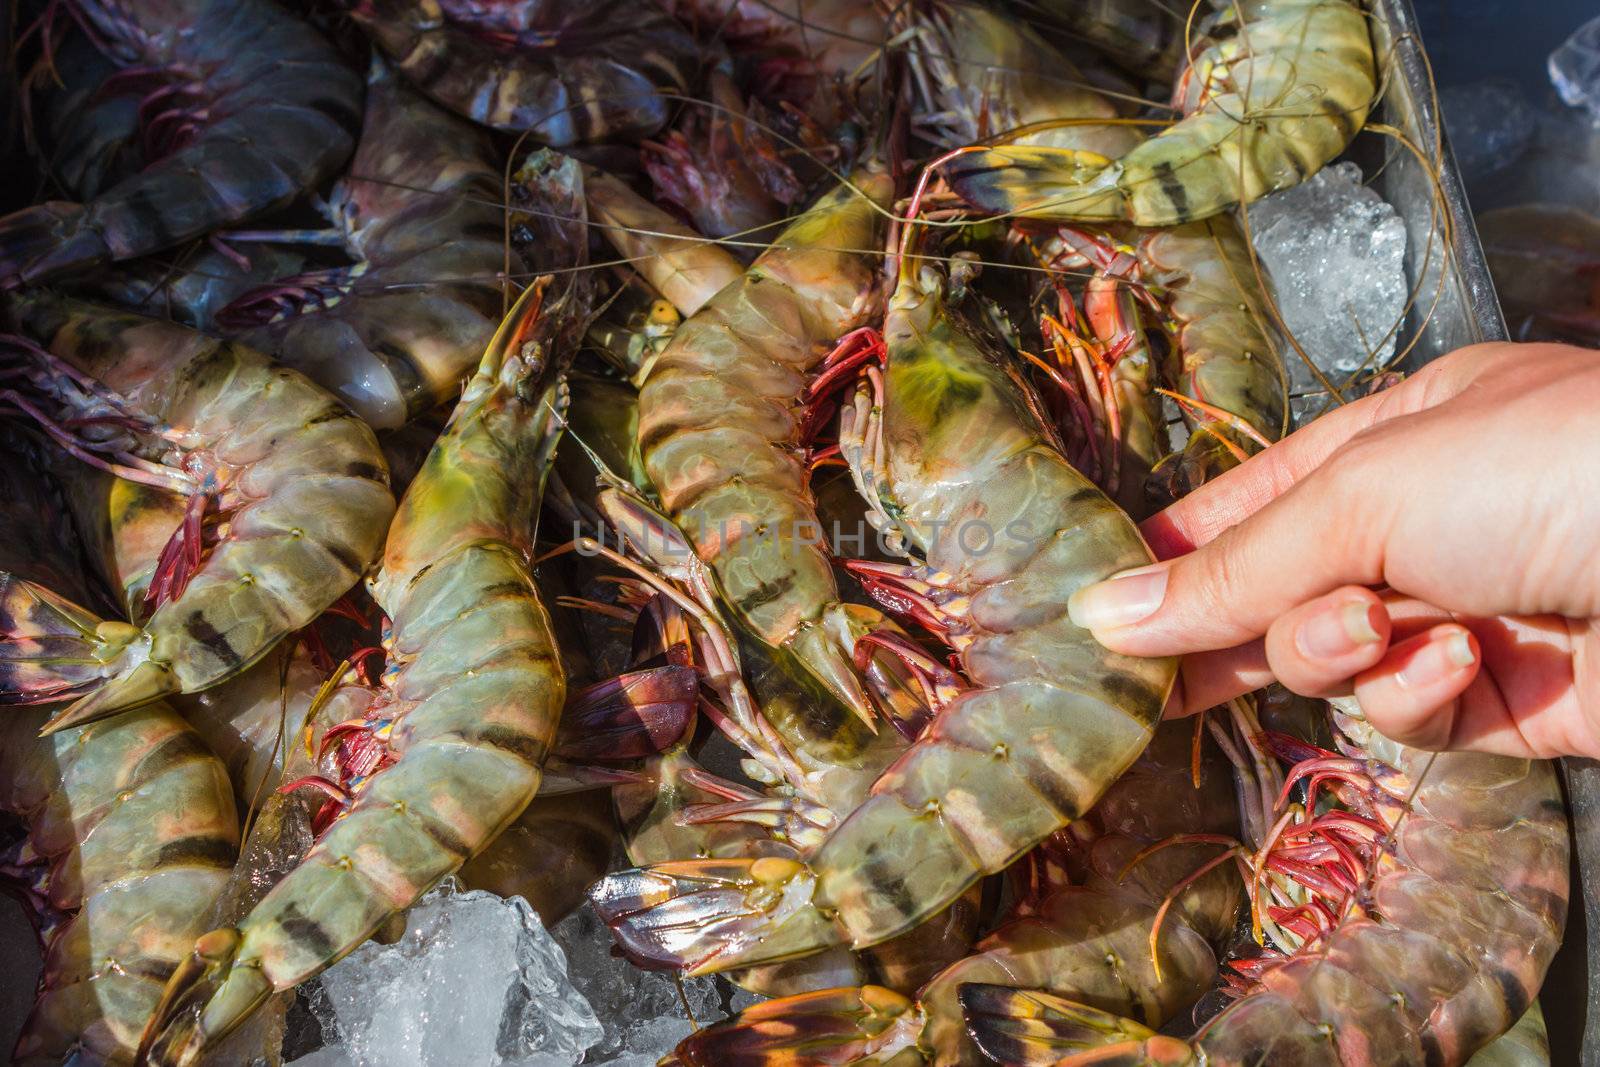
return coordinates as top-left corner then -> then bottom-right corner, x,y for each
0,1 -> 1565,1065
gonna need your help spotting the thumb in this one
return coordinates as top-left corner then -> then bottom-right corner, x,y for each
1067,444 -> 1394,656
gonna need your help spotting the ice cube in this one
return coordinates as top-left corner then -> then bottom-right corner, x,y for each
1465,111 -> 1600,217
1246,162 -> 1408,427
1439,82 -> 1537,182
1551,15 -> 1600,125
551,907 -> 747,1064
295,881 -> 603,1067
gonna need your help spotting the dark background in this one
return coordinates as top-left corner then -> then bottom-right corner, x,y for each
1415,0 -> 1593,94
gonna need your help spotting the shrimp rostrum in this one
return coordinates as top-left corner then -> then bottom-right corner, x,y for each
591,227 -> 1176,974
138,151 -> 590,1066
0,294 -> 395,729
0,0 -> 362,286
941,0 -> 1377,225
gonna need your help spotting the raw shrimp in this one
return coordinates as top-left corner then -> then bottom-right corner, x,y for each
1,293 -> 395,728
217,60 -> 518,430
1136,215 -> 1288,485
899,0 -> 1145,161
633,171 -> 897,724
591,234 -> 1175,973
0,0 -> 362,286
644,68 -> 804,249
1023,0 -> 1188,82
348,0 -> 699,145
137,152 -> 589,1064
44,445 -> 343,805
0,703 -> 239,1066
0,449 -> 239,1066
584,165 -> 744,321
1029,213 -> 1288,498
941,0 -> 1376,225
961,706 -> 1568,1066
661,720 -> 1242,1066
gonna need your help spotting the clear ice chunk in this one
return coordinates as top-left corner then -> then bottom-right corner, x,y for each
1439,82 -> 1537,182
1247,162 -> 1408,427
294,881 -> 603,1067
551,907 -> 742,1064
1551,15 -> 1600,125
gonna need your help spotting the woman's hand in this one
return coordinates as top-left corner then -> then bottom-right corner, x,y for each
1066,342 -> 1600,759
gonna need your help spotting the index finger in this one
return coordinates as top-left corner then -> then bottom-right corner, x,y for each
1140,355 -> 1472,558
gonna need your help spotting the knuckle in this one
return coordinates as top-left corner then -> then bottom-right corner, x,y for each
1313,432 -> 1389,518
1186,528 -> 1256,632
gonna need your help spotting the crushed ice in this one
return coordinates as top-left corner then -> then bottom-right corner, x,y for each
552,906 -> 756,1064
290,881 -> 762,1066
1247,162 -> 1408,427
293,880 -> 603,1066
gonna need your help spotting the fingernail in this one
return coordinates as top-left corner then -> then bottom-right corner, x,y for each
1395,628 -> 1477,690
1068,564 -> 1169,630
1296,600 -> 1382,661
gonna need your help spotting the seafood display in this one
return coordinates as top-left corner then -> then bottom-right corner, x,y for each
0,1 -> 1570,1065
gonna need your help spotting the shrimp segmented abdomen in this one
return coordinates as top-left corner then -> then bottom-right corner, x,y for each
636,174 -> 899,722
142,156 -> 588,1062
0,697 -> 237,1065
941,0 -> 1376,225
4,295 -> 395,726
0,0 -> 362,287
350,0 -> 699,145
